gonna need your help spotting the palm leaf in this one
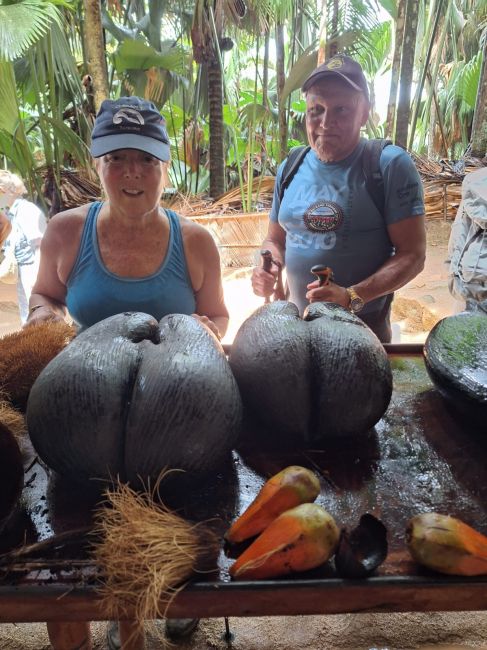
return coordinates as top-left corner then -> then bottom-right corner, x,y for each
0,1 -> 61,61
113,39 -> 189,74
0,127 -> 36,180
47,20 -> 85,98
0,60 -> 20,134
458,51 -> 482,108
43,115 -> 91,166
281,47 -> 318,102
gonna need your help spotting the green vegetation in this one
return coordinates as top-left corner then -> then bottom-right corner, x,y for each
0,0 -> 485,210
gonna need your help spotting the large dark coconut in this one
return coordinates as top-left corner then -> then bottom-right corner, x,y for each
229,301 -> 392,443
424,309 -> 487,422
0,422 -> 23,530
26,312 -> 242,484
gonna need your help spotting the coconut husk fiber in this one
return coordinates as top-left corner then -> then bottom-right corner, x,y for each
0,399 -> 26,439
93,481 -> 219,641
0,321 -> 76,411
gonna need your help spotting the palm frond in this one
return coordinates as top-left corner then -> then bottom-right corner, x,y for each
113,39 -> 190,74
0,1 -> 62,61
356,21 -> 392,76
0,61 -> 20,134
43,115 -> 91,166
46,20 -> 84,98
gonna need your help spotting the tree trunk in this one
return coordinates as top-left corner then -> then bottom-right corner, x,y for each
470,39 -> 487,158
317,0 -> 327,65
276,22 -> 287,162
261,29 -> 270,161
394,0 -> 419,148
82,0 -> 108,112
208,58 -> 225,197
386,0 -> 406,139
329,0 -> 339,58
148,0 -> 164,50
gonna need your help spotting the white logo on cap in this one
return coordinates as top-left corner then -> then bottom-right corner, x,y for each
326,57 -> 344,70
113,108 -> 145,126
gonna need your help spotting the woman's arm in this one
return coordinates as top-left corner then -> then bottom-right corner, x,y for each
26,221 -> 68,326
182,219 -> 229,339
25,209 -> 85,327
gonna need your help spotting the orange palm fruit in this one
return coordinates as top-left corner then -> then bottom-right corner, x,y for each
225,465 -> 321,544
229,503 -> 339,580
407,512 -> 487,576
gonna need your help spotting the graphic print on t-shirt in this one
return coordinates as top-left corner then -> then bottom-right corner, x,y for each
304,200 -> 344,233
284,180 -> 345,251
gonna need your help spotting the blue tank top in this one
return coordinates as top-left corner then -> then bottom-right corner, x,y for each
66,202 -> 196,329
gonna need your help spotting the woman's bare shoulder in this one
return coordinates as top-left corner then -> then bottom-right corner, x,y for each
48,204 -> 92,229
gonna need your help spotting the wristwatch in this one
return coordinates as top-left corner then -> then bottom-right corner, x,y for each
346,286 -> 365,314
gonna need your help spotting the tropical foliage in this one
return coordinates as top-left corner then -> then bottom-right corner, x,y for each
0,0 -> 485,210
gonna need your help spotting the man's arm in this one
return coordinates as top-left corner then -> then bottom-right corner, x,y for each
251,221 -> 287,298
306,215 -> 426,308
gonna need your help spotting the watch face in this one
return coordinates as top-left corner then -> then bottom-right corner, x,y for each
350,297 -> 364,313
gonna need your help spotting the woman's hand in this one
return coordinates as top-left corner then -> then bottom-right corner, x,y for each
191,314 -> 221,340
24,303 -> 66,329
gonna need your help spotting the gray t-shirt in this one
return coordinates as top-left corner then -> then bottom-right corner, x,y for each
271,138 -> 424,316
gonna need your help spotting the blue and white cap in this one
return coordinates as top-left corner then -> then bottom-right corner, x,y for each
90,97 -> 170,162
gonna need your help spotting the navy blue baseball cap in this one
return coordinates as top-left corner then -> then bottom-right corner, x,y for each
90,97 -> 171,162
302,54 -> 369,100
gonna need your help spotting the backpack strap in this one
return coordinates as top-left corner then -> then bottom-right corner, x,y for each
362,138 -> 392,215
278,145 -> 311,203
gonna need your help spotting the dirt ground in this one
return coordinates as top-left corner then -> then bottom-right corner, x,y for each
2,220 -> 486,650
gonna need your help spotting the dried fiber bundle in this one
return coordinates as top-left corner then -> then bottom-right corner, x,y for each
93,481 -> 219,627
0,321 -> 76,411
0,400 -> 26,439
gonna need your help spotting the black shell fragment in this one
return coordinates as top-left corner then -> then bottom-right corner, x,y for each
335,513 -> 388,578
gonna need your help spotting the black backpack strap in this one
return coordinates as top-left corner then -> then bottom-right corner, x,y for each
278,145 -> 311,203
362,138 -> 392,215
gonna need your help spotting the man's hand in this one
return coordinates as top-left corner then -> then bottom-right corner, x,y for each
251,265 -> 279,299
192,314 -> 221,340
306,280 -> 350,309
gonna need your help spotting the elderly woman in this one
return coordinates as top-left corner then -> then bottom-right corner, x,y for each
0,209 -> 11,245
34,97 -> 228,650
0,171 -> 47,323
27,96 -> 228,339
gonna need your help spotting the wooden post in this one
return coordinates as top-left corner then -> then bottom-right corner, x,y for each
119,620 -> 146,650
46,622 -> 92,649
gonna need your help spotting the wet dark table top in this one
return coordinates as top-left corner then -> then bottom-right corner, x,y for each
1,345 -> 487,622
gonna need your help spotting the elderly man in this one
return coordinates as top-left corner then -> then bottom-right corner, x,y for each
252,54 -> 426,342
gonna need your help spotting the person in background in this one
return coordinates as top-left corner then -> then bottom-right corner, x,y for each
447,166 -> 487,313
26,96 -> 228,650
0,208 -> 11,245
0,171 -> 47,324
251,54 -> 426,342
